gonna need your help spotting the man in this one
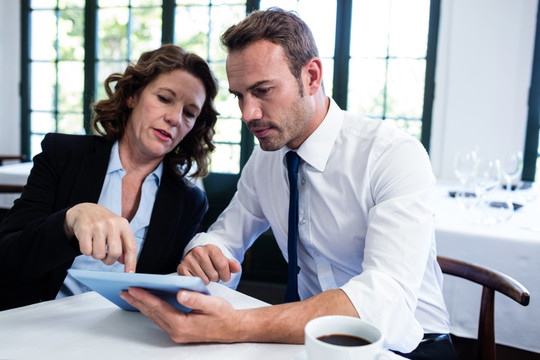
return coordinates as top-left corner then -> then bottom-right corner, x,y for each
121,8 -> 457,359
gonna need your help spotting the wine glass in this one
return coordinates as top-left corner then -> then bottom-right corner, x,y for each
453,149 -> 478,186
453,149 -> 479,210
474,158 -> 513,224
501,151 -> 523,191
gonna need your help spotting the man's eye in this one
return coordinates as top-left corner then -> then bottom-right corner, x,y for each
255,88 -> 270,97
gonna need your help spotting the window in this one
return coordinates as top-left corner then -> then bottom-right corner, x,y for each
523,0 -> 540,182
21,0 -> 439,175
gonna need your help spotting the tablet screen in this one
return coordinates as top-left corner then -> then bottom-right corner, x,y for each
68,269 -> 210,312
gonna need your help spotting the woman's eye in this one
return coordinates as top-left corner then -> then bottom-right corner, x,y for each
158,95 -> 170,103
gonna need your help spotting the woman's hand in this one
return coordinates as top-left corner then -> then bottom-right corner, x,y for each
64,203 -> 137,272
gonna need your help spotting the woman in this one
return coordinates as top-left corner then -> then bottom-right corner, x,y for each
0,44 -> 218,310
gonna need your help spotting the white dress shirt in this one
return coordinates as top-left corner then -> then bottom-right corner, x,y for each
185,99 -> 450,352
57,141 -> 163,298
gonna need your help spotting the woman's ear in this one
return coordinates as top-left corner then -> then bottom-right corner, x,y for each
126,96 -> 135,109
303,57 -> 323,96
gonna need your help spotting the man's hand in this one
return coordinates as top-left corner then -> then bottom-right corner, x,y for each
64,202 -> 137,272
120,287 -> 243,343
178,244 -> 241,284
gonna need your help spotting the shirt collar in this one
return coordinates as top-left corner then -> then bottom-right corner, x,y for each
281,98 -> 343,172
106,141 -> 163,186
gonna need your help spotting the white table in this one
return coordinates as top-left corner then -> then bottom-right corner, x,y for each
434,180 -> 540,353
0,161 -> 32,209
0,282 -> 405,360
0,282 -> 304,360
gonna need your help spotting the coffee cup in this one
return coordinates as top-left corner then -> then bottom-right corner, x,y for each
304,315 -> 391,360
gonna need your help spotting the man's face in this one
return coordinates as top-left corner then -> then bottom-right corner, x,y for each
225,40 -> 315,151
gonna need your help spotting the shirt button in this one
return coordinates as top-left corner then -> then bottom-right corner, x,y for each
301,179 -> 306,185
313,250 -> 320,257
301,218 -> 307,224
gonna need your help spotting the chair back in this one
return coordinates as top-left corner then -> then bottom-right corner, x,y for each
437,256 -> 530,360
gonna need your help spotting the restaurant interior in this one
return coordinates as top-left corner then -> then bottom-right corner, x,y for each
0,1 -> 539,359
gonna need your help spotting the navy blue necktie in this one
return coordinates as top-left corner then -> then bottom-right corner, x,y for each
285,151 -> 300,303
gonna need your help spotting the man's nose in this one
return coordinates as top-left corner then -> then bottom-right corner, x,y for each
240,97 -> 262,124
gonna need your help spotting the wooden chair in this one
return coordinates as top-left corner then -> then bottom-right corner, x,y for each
437,256 -> 530,360
0,155 -> 28,166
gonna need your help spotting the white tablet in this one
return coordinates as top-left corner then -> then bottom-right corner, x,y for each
68,269 -> 210,312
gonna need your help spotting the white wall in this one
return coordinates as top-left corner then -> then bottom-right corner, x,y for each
0,1 -> 538,180
0,1 -> 21,155
430,0 -> 538,180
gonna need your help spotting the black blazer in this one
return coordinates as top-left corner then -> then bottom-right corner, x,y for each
0,133 -> 207,310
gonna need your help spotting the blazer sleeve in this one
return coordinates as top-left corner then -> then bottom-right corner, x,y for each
0,134 -> 80,286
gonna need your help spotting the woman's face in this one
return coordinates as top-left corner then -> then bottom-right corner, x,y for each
123,69 -> 206,163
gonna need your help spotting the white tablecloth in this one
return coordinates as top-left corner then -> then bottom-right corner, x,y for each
0,283 -> 305,359
434,180 -> 540,353
0,161 -> 32,209
0,282 -> 404,359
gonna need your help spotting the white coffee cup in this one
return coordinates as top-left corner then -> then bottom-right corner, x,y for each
304,315 -> 391,360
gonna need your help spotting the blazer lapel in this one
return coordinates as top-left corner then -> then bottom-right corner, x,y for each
136,167 -> 185,273
68,138 -> 112,206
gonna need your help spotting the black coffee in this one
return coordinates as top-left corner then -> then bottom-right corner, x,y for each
317,334 -> 371,346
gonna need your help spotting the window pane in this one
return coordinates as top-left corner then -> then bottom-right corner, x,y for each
214,118 -> 241,143
347,58 -> 386,117
175,5 -> 210,58
31,10 -> 57,61
131,0 -> 162,6
98,0 -> 129,7
385,59 -> 425,119
58,61 -> 84,112
131,7 -> 162,60
59,0 -> 85,9
31,112 -> 56,134
98,8 -> 129,60
97,60 -> 128,101
58,112 -> 84,134
210,144 -> 240,174
31,134 -> 46,158
388,0 -> 429,58
209,5 -> 245,61
350,0 -> 391,58
31,62 -> 56,111
58,8 -> 85,60
31,0 -> 57,9
386,118 -> 422,140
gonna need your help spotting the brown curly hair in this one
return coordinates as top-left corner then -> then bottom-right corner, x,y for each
92,44 -> 218,178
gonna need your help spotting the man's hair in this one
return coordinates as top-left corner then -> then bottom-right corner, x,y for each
91,44 -> 218,178
220,7 -> 319,86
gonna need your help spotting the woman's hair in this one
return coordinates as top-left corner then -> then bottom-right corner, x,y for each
92,44 -> 218,178
220,7 -> 319,93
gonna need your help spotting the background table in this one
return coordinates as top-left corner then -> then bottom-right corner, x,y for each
0,161 -> 31,209
434,180 -> 540,353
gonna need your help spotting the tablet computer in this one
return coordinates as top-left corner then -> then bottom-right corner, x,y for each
68,269 -> 210,312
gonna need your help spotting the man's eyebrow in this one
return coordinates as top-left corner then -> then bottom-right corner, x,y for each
228,80 -> 272,94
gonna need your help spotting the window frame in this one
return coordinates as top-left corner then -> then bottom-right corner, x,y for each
522,0 -> 540,182
20,0 -> 440,166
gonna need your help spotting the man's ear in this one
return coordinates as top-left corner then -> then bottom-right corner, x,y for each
303,57 -> 323,96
